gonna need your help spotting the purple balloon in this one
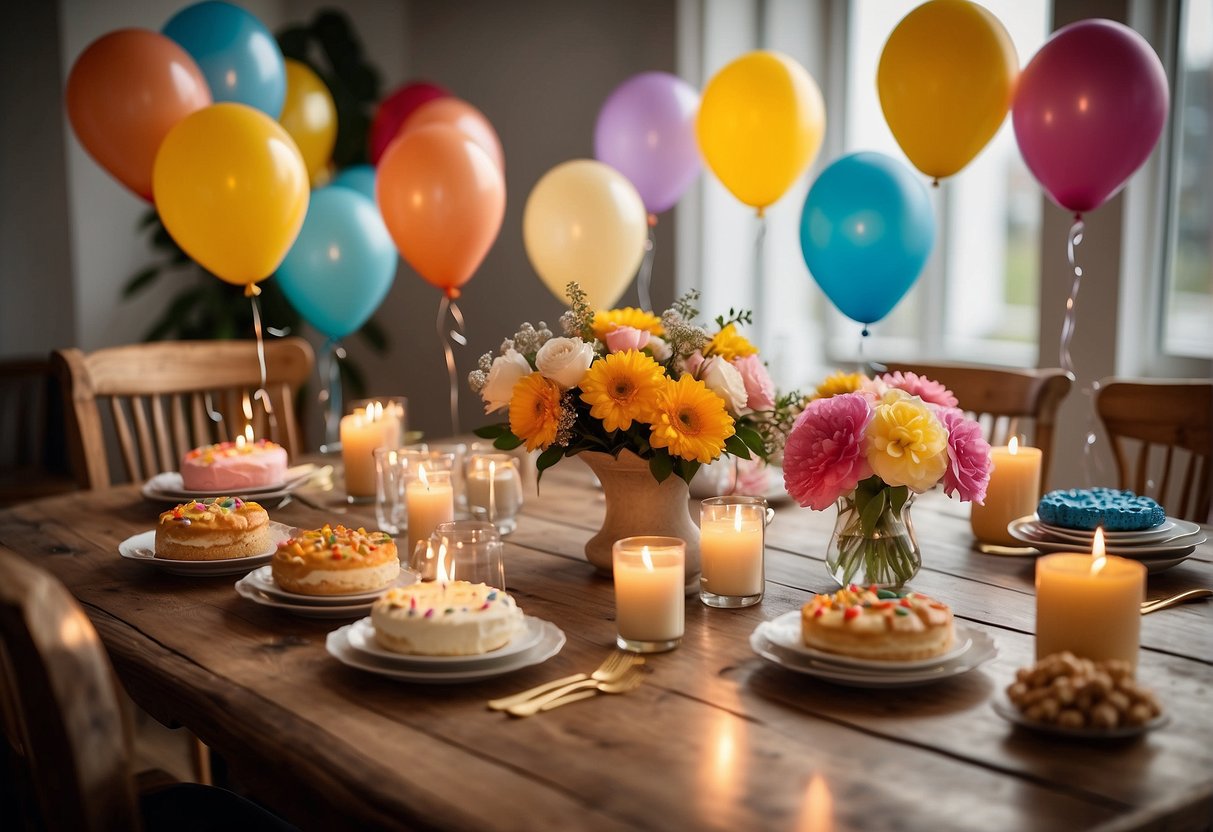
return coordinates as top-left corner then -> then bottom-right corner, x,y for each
594,71 -> 701,215
1012,19 -> 1169,215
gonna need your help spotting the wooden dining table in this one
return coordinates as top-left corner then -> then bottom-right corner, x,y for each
2,459 -> 1211,832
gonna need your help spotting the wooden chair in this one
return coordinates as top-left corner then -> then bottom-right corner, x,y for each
52,339 -> 314,490
881,362 -> 1072,489
1096,378 -> 1212,522
0,358 -> 77,506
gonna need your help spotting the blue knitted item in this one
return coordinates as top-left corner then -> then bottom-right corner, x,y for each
1037,488 -> 1166,531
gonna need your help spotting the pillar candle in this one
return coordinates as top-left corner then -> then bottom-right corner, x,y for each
700,512 -> 764,597
341,409 -> 381,498
971,438 -> 1042,545
1035,541 -> 1145,670
466,464 -> 523,520
406,469 -> 454,557
613,539 -> 685,644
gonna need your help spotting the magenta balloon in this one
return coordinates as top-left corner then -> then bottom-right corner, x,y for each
1012,19 -> 1168,215
594,71 -> 701,215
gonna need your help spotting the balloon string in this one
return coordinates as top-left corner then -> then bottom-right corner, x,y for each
319,338 -> 346,448
249,295 -> 277,434
1059,215 -> 1105,486
437,296 -> 467,436
636,226 -> 656,311
753,214 -> 768,347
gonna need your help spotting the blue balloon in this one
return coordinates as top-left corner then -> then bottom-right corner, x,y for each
799,152 -> 935,326
330,164 -> 377,203
163,1 -> 286,118
276,188 -> 397,340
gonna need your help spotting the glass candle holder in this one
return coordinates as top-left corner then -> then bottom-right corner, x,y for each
699,496 -> 773,608
427,442 -> 469,512
411,520 -> 505,589
405,466 -> 454,558
612,536 -> 685,653
373,445 -> 443,534
341,397 -> 408,501
465,452 -> 524,534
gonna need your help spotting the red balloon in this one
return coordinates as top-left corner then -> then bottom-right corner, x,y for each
369,81 -> 450,165
66,29 -> 212,200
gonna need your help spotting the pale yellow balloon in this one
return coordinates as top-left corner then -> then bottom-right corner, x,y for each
696,50 -> 825,213
279,59 -> 337,183
523,160 -> 648,310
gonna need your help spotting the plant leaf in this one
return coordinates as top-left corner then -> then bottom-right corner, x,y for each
724,435 -> 752,459
536,444 -> 564,477
123,265 -> 162,298
735,425 -> 766,457
676,459 -> 701,485
889,485 -> 910,516
473,424 -> 507,439
494,433 -> 525,451
649,451 -> 673,483
860,490 -> 887,537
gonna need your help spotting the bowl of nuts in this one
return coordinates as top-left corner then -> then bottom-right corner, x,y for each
994,652 -> 1168,739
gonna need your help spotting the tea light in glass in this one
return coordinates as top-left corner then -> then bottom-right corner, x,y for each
465,453 -> 524,534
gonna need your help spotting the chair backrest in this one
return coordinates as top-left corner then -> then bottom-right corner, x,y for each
881,362 -> 1072,489
52,338 -> 314,489
0,548 -> 140,831
1095,378 -> 1212,522
0,358 -> 75,506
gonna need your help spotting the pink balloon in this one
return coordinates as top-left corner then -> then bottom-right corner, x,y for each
1012,19 -> 1168,215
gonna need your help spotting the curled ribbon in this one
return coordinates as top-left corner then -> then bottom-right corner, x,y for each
248,295 -> 277,434
636,225 -> 656,311
1060,214 -> 1105,484
437,295 -> 467,436
318,338 -> 347,447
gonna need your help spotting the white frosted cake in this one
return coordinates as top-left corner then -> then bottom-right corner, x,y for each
371,581 -> 523,656
181,438 -> 288,492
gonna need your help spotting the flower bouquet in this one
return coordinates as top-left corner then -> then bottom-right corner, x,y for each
783,371 -> 992,588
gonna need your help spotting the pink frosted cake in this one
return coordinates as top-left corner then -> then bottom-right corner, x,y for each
180,439 -> 288,492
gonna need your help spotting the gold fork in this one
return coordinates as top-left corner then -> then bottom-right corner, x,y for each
487,651 -> 640,711
1140,588 -> 1213,615
505,668 -> 645,718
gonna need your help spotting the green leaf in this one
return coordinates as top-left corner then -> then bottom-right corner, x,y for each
493,433 -> 525,451
735,425 -> 766,457
648,451 -> 674,483
860,490 -> 887,537
676,459 -> 701,485
473,424 -> 507,439
123,265 -> 161,298
889,485 -> 910,516
536,444 -> 564,475
724,435 -> 752,459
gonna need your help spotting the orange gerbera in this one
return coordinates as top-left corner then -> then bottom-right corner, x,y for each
650,375 -> 736,463
578,350 -> 665,432
509,372 -> 564,451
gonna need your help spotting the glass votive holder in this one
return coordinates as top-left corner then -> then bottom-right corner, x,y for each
427,441 -> 469,511
612,536 -> 685,653
465,452 -> 524,534
372,445 -> 441,534
405,467 -> 454,560
410,520 -> 505,589
341,397 -> 408,502
348,397 -> 409,446
699,496 -> 773,608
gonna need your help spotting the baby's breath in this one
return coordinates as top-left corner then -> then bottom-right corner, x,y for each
468,369 -> 488,393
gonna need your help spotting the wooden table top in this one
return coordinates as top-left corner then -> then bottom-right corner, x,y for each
2,462 -> 1211,832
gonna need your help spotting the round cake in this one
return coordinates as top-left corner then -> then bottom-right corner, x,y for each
1037,487 -> 1165,531
801,585 -> 955,661
371,581 -> 523,656
155,497 -> 270,561
180,438 -> 288,492
271,524 -> 399,596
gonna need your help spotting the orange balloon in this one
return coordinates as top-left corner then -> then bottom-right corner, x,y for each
66,29 -> 211,201
401,97 -> 504,172
377,125 -> 506,298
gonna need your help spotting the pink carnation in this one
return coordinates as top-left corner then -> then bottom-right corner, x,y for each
731,354 -> 776,411
782,393 -> 874,511
603,325 -> 650,353
938,407 -> 992,503
683,350 -> 705,376
878,371 -> 958,409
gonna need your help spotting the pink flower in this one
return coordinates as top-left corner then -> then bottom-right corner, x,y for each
938,407 -> 992,503
782,393 -> 874,511
878,371 -> 958,409
603,325 -> 650,353
683,350 -> 705,375
731,354 -> 776,411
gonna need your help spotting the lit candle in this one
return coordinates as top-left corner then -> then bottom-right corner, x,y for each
406,467 -> 454,558
1035,528 -> 1146,670
466,460 -> 523,520
341,401 -> 405,499
613,536 -> 685,652
970,437 -> 1042,545
699,501 -> 765,603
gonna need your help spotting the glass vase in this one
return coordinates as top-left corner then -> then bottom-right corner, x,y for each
826,491 -> 920,589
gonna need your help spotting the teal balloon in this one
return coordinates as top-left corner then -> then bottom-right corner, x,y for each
330,164 -> 377,202
799,152 -> 935,326
277,188 -> 397,339
163,1 -> 286,117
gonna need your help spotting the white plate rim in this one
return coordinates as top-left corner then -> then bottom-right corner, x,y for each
141,464 -> 316,503
118,521 -> 293,573
1031,515 -> 1182,539
991,696 -> 1169,739
345,615 -> 543,666
1015,516 -> 1200,546
234,581 -> 372,617
759,610 -> 975,671
1008,521 -> 1203,556
242,565 -> 418,605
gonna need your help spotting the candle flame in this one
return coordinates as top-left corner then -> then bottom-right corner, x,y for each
235,434 -> 245,449
369,401 -> 383,421
436,541 -> 453,582
1008,436 -> 1019,455
1091,526 -> 1106,575
488,459 -> 497,520
241,391 -> 253,421
795,774 -> 834,832
641,545 -> 654,571
417,465 -> 430,490
734,507 -> 744,532
244,423 -> 255,443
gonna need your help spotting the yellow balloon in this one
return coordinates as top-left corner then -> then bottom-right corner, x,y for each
523,160 -> 647,310
153,103 -> 310,288
877,0 -> 1018,181
696,50 -> 825,213
279,59 -> 337,183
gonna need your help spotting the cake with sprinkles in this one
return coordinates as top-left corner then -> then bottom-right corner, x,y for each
272,524 -> 399,595
1037,487 -> 1165,531
180,438 -> 288,492
801,585 -> 955,661
155,497 -> 270,561
371,581 -> 523,656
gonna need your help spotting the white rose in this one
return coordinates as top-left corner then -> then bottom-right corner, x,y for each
481,349 -> 532,413
647,335 -> 672,362
535,337 -> 594,390
699,356 -> 749,415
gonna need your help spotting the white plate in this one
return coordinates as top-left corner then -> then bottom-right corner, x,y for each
759,610 -> 973,671
141,464 -> 317,503
234,580 -> 373,618
1008,520 -> 1204,557
991,697 -> 1169,739
750,625 -> 997,688
325,619 -> 565,683
1017,516 -> 1200,547
344,615 -> 545,667
1034,516 -> 1182,541
241,565 -> 417,605
117,522 -> 293,577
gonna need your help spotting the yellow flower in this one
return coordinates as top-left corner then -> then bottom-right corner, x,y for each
865,390 -> 948,492
591,307 -> 664,342
650,375 -> 736,463
578,350 -> 666,432
509,372 -> 564,451
812,371 -> 868,400
704,323 -> 758,360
